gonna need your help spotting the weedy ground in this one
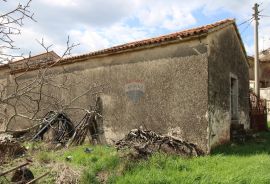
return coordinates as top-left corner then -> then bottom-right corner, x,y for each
1,131 -> 270,184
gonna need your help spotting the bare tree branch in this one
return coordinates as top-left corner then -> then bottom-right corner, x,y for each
0,1 -> 106,136
0,0 -> 35,63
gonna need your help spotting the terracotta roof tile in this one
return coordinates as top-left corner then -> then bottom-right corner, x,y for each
62,19 -> 234,63
8,19 -> 238,74
10,51 -> 60,64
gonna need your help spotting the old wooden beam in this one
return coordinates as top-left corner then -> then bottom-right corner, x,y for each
26,172 -> 49,184
0,162 -> 30,177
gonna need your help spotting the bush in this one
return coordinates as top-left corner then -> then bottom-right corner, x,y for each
37,152 -> 52,164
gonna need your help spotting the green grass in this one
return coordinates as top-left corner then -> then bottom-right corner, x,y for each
112,154 -> 270,184
3,132 -> 270,183
61,145 -> 119,169
213,132 -> 270,155
59,145 -> 120,183
36,151 -> 55,164
53,132 -> 270,184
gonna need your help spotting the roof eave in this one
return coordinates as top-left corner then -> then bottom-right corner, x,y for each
60,33 -> 209,66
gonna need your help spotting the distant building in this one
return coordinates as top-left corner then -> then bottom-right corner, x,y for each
248,49 -> 270,88
9,51 -> 60,71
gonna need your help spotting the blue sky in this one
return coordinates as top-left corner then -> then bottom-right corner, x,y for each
1,0 -> 270,58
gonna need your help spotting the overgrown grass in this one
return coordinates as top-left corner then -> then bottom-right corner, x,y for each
3,132 -> 270,183
58,145 -> 120,183
112,153 -> 270,184
46,132 -> 270,184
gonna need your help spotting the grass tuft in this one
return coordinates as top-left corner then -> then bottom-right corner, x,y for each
37,151 -> 53,164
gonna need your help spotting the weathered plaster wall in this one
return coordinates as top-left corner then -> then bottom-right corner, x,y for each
0,67 -> 9,131
207,25 -> 250,149
6,39 -> 210,152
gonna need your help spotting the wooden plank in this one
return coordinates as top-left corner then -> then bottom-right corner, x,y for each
0,162 -> 29,176
26,172 -> 49,184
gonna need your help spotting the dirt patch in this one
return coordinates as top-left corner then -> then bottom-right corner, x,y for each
53,163 -> 81,184
97,170 -> 110,184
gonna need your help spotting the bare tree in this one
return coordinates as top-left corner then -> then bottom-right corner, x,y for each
1,36 -> 109,133
0,1 -> 108,139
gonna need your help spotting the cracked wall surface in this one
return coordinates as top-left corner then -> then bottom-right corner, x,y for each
207,25 -> 250,149
4,39 -> 210,152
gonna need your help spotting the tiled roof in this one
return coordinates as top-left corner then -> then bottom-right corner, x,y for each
0,51 -> 60,70
9,51 -> 60,71
10,51 -> 60,64
4,18 -> 241,74
61,19 -> 235,63
0,64 -> 9,69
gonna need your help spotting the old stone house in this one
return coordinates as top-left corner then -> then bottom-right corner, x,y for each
0,19 -> 249,153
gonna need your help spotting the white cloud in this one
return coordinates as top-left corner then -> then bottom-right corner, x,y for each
135,0 -> 198,30
68,24 -> 151,55
101,24 -> 150,44
139,7 -> 196,30
40,0 -> 78,7
68,28 -> 110,53
2,0 -> 270,57
10,27 -> 68,57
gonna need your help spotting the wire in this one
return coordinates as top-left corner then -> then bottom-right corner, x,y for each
240,18 -> 254,35
258,3 -> 270,18
237,17 -> 254,26
259,15 -> 270,17
258,8 -> 264,14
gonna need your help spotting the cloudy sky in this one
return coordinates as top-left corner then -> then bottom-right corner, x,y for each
2,0 -> 270,58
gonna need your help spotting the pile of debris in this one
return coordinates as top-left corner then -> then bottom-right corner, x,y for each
32,111 -> 75,145
115,128 -> 204,158
0,134 -> 26,164
68,110 -> 102,146
32,108 -> 103,147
